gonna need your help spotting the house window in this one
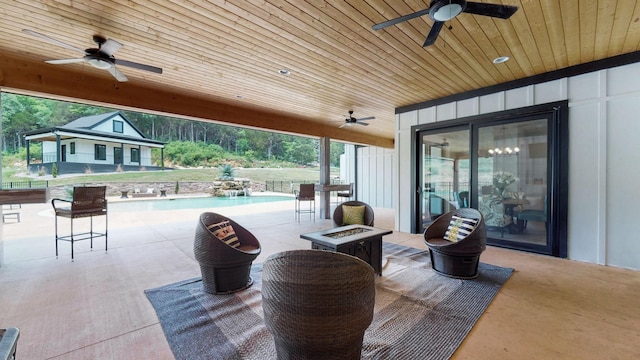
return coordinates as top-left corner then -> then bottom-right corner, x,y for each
131,148 -> 140,163
113,120 -> 124,133
70,142 -> 76,154
95,144 -> 106,160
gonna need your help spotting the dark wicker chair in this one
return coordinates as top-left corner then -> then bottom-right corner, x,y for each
332,200 -> 374,227
262,250 -> 376,360
52,186 -> 107,260
423,208 -> 487,279
193,212 -> 261,294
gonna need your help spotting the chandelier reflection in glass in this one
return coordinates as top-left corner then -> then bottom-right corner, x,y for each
488,126 -> 519,156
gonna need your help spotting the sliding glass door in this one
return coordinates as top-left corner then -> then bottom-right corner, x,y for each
414,103 -> 567,257
476,119 -> 549,248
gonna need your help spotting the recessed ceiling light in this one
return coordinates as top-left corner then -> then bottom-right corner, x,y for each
278,69 -> 291,76
493,56 -> 510,64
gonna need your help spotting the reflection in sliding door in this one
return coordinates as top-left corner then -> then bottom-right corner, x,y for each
476,119 -> 548,247
419,128 -> 469,230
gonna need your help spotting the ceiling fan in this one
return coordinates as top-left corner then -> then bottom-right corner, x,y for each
22,29 -> 163,82
339,110 -> 375,128
372,0 -> 518,47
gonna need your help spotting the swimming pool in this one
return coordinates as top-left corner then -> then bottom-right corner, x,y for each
108,195 -> 292,212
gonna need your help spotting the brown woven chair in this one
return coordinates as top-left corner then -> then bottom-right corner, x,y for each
262,250 -> 375,360
193,212 -> 261,294
333,200 -> 374,227
52,186 -> 107,260
423,208 -> 487,279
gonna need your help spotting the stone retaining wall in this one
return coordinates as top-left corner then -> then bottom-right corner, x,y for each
47,179 -> 267,199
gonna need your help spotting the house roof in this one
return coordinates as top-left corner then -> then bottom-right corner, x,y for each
62,111 -> 147,138
2,1 -> 640,148
25,111 -> 165,147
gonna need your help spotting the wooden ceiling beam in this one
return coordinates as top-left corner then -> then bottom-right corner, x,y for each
0,54 -> 394,148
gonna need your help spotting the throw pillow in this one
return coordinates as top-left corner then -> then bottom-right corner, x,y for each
444,215 -> 479,242
207,220 -> 240,248
342,205 -> 365,225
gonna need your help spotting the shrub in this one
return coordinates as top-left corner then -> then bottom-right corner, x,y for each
218,164 -> 235,180
51,163 -> 58,178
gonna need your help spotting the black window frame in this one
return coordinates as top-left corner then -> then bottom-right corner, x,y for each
70,142 -> 75,155
113,120 -> 124,133
131,148 -> 140,163
94,144 -> 106,160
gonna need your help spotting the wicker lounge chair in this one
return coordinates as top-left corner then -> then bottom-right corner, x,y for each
423,208 -> 487,279
193,212 -> 261,294
51,186 -> 107,260
332,200 -> 374,227
262,250 -> 375,360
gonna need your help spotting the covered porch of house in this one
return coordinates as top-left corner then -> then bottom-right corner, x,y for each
1,197 -> 639,359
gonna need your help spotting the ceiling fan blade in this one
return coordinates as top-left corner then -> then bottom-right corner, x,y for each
463,2 -> 518,19
100,39 -> 123,56
45,58 -> 85,65
22,29 -> 86,54
108,66 -> 129,82
423,21 -> 445,47
339,122 -> 350,128
115,58 -> 163,74
355,122 -> 370,126
356,116 -> 375,121
372,7 -> 432,30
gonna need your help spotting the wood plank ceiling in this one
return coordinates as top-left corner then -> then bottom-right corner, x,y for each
1,1 -> 639,148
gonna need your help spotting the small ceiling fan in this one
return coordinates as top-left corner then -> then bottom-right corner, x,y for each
339,110 -> 375,128
372,0 -> 518,47
22,29 -> 163,82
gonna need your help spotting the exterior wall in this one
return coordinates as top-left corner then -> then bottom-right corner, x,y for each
395,61 -> 640,270
356,145 -> 394,209
340,144 -> 394,210
40,139 -> 154,167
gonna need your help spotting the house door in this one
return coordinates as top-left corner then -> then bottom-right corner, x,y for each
61,145 -> 67,162
114,147 -> 123,165
413,104 -> 568,257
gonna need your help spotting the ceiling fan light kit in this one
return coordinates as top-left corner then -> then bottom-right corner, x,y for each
430,0 -> 465,21
372,0 -> 518,47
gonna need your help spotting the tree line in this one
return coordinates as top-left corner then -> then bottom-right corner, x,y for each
0,92 -> 344,167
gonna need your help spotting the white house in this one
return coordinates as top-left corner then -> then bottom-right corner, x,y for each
24,111 -> 165,175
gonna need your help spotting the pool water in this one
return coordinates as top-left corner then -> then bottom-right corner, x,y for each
109,195 -> 292,212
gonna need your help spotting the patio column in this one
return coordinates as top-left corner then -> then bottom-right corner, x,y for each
319,136 -> 331,219
25,139 -> 30,169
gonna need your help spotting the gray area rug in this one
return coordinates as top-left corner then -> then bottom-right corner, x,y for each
145,243 -> 514,360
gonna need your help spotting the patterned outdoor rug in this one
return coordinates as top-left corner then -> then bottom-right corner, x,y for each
145,243 -> 513,360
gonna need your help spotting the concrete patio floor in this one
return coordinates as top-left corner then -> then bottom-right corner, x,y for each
1,195 -> 639,359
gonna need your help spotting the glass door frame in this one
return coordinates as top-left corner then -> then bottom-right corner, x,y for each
411,101 -> 568,257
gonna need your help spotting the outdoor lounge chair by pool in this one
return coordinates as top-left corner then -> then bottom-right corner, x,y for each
51,186 -> 108,260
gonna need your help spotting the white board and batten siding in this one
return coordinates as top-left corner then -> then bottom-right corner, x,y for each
394,62 -> 640,271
